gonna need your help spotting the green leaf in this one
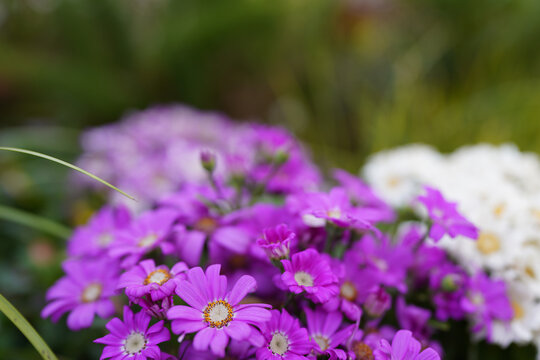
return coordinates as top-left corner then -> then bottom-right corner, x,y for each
0,146 -> 136,201
0,205 -> 71,240
0,293 -> 58,360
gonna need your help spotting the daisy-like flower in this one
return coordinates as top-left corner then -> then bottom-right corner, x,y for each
109,209 -> 178,268
461,271 -> 513,339
281,249 -> 339,303
256,309 -> 312,360
417,186 -> 478,242
374,330 -> 440,360
117,259 -> 188,302
257,224 -> 294,260
302,188 -> 374,230
41,258 -> 119,330
68,205 -> 131,257
167,264 -> 271,357
94,306 -> 170,360
305,308 -> 354,360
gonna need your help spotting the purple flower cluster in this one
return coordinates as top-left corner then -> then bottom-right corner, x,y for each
43,106 -> 515,359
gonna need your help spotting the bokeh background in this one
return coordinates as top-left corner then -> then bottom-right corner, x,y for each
1,0 -> 540,358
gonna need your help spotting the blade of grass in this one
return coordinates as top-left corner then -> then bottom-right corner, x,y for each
0,293 -> 58,360
0,205 -> 71,240
0,146 -> 136,201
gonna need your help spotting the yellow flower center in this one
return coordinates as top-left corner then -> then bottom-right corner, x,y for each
203,300 -> 234,328
476,232 -> 500,255
81,283 -> 102,303
294,271 -> 314,287
269,332 -> 289,355
144,269 -> 171,285
340,281 -> 357,301
123,331 -> 147,355
493,203 -> 505,218
512,301 -> 525,320
351,341 -> 374,360
195,217 -> 218,234
138,234 -> 158,248
97,232 -> 113,247
387,176 -> 400,188
525,266 -> 536,279
314,334 -> 330,351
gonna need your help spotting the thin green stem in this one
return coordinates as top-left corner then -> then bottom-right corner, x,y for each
0,293 -> 58,360
0,205 -> 71,240
0,147 -> 136,201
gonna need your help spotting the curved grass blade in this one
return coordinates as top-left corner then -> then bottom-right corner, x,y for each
0,146 -> 136,201
0,205 -> 71,240
0,293 -> 58,360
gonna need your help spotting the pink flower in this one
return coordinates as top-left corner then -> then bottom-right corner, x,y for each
41,258 -> 119,330
94,306 -> 170,360
374,330 -> 440,360
256,309 -> 312,359
118,259 -> 188,302
167,264 -> 271,357
281,249 -> 339,303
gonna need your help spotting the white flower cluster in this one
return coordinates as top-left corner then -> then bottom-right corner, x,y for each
363,143 -> 540,348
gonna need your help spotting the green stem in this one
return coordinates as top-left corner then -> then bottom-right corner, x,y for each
0,293 -> 58,360
0,146 -> 136,201
0,204 -> 71,240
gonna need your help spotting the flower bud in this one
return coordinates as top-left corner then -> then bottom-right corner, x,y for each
364,287 -> 391,318
200,150 -> 216,173
257,224 -> 294,260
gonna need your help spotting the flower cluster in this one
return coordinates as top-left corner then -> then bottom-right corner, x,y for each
42,106 -> 519,359
364,143 -> 540,348
76,105 -> 321,208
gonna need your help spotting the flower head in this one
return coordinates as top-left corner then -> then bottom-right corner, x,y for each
461,271 -> 513,339
281,249 -> 339,303
256,309 -> 312,359
118,259 -> 188,302
94,306 -> 170,360
305,308 -> 354,359
41,258 -> 119,330
374,330 -> 440,360
417,186 -> 478,242
257,224 -> 294,260
109,209 -> 178,268
68,205 -> 131,257
167,264 -> 271,357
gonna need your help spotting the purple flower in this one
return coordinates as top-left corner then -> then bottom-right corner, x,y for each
302,188 -> 375,230
68,205 -> 131,257
461,271 -> 513,339
396,298 -> 433,343
118,259 -> 188,302
256,309 -> 312,359
374,330 -> 440,360
352,235 -> 413,293
257,224 -> 294,260
94,306 -> 170,360
429,263 -> 468,321
323,251 -> 376,320
109,209 -> 178,268
305,308 -> 354,359
333,169 -> 395,223
281,249 -> 339,303
41,258 -> 119,330
364,287 -> 392,318
167,264 -> 271,357
417,186 -> 478,241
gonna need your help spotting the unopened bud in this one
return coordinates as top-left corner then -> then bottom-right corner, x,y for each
441,274 -> 459,292
200,150 -> 216,173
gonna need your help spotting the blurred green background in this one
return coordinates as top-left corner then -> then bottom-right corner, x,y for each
1,0 -> 540,358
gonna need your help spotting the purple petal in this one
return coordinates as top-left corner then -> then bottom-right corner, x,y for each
227,275 -> 257,306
